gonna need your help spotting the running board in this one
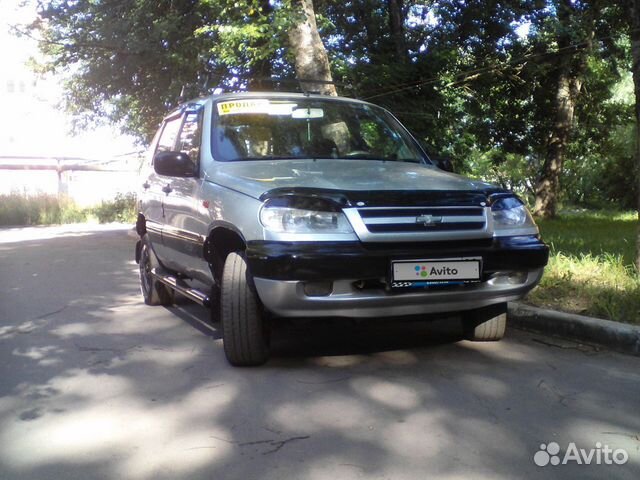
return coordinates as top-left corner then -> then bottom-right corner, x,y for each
151,269 -> 211,307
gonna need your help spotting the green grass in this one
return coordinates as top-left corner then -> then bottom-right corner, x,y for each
0,192 -> 137,226
535,210 -> 637,265
528,210 -> 640,325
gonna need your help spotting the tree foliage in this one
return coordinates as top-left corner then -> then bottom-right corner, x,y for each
25,0 -> 636,211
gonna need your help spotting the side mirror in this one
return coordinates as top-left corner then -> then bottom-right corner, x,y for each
153,151 -> 196,177
429,155 -> 454,173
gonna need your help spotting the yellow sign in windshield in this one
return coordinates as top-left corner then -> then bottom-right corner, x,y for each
217,100 -> 297,116
217,100 -> 271,116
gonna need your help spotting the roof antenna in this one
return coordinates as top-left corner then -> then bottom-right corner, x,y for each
177,85 -> 187,104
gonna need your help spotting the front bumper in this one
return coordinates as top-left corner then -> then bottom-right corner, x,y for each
254,268 -> 544,318
246,235 -> 548,318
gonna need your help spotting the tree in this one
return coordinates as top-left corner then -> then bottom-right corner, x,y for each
29,0 -> 221,140
26,0 -> 336,140
387,0 -> 408,62
532,0 -> 592,218
288,0 -> 337,95
630,0 -> 640,269
22,0 -> 635,217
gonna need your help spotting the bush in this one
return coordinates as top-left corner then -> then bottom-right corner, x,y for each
0,192 -> 137,226
92,192 -> 137,223
0,193 -> 90,226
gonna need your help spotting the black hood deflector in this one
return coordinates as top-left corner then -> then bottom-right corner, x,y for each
259,187 -> 511,207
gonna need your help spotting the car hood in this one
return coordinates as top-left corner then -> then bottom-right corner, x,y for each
205,159 -> 495,199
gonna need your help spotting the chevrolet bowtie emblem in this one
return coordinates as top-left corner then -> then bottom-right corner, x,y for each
416,214 -> 443,227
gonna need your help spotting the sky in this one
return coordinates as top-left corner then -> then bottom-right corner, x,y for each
0,0 -> 138,159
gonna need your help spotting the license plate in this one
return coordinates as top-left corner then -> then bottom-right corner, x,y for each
392,258 -> 481,285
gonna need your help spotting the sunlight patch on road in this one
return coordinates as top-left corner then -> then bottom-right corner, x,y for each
0,368 -> 237,478
350,377 -> 422,410
51,304 -> 180,338
370,350 -> 419,365
565,419 -> 640,461
120,343 -> 209,368
272,394 -> 371,432
311,355 -> 368,368
0,223 -> 131,244
12,345 -> 66,366
458,338 -> 533,362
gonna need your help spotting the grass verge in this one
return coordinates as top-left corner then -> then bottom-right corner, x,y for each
528,210 -> 640,325
0,192 -> 137,226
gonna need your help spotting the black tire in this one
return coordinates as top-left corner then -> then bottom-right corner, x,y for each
220,252 -> 270,366
138,234 -> 174,306
463,303 -> 507,341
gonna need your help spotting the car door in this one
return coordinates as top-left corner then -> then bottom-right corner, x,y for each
159,107 -> 212,285
143,113 -> 183,264
139,119 -> 177,253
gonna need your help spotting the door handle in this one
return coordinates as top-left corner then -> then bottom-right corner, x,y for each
162,184 -> 173,195
142,181 -> 150,189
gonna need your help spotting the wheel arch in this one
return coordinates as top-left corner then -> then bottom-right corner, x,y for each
135,213 -> 146,236
205,223 -> 247,283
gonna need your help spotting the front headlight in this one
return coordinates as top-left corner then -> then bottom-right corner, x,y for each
260,206 -> 354,233
491,195 -> 538,234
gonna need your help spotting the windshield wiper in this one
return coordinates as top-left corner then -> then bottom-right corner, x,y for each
233,156 -> 299,161
338,155 -> 421,163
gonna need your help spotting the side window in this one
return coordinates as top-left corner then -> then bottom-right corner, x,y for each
155,116 -> 182,154
176,110 -> 203,163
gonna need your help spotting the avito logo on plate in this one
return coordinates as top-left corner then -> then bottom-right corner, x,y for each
414,265 -> 461,277
415,265 -> 430,277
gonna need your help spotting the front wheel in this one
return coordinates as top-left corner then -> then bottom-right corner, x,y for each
220,252 -> 270,366
462,303 -> 507,341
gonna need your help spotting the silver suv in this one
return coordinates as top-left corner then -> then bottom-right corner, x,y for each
135,91 -> 548,366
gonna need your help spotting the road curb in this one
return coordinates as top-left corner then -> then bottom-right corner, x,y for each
508,302 -> 640,356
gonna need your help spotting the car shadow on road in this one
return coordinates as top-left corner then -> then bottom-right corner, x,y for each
168,298 -> 465,361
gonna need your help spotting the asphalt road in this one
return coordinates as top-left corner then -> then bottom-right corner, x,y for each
0,224 -> 639,480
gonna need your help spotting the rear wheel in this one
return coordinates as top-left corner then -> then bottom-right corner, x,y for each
220,252 -> 270,366
138,234 -> 174,306
463,303 -> 507,341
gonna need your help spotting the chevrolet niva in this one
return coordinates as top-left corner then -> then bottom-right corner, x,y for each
135,91 -> 548,366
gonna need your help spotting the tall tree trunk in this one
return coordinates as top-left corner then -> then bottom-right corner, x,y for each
358,0 -> 380,59
288,0 -> 337,96
533,0 -> 586,218
387,0 -> 407,61
533,66 -> 581,218
630,0 -> 640,270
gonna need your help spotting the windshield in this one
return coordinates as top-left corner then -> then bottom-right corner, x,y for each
211,97 -> 426,163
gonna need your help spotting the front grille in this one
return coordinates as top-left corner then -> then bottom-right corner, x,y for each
357,206 -> 486,234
